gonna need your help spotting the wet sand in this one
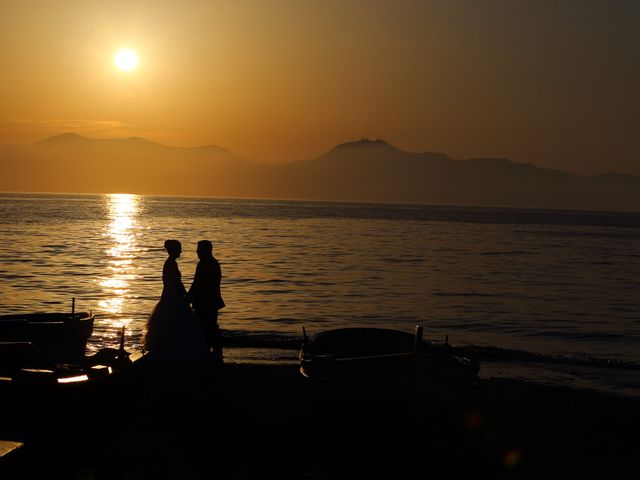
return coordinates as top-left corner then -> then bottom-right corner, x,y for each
2,362 -> 639,479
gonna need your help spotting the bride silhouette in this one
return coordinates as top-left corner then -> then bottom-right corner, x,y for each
143,239 -> 209,364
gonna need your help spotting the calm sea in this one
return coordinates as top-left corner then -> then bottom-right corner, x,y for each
1,193 -> 639,396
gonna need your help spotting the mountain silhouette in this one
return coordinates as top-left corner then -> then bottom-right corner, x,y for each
1,133 -> 640,212
37,132 -> 235,155
330,138 -> 400,153
0,133 -> 250,196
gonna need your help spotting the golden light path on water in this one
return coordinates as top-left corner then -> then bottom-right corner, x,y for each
98,193 -> 142,330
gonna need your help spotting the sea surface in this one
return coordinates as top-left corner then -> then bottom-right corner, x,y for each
1,193 -> 640,397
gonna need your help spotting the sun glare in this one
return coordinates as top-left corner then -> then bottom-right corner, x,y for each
114,48 -> 139,72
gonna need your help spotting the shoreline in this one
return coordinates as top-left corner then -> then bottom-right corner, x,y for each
85,339 -> 640,400
195,345 -> 640,400
2,362 -> 639,479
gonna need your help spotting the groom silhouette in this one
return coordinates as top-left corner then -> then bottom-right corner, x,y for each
187,240 -> 225,359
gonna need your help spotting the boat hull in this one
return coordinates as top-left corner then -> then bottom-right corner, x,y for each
0,346 -> 150,438
0,312 -> 95,364
299,327 -> 480,387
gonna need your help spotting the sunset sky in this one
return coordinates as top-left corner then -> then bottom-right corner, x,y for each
1,0 -> 638,174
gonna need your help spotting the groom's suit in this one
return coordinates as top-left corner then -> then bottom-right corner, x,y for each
187,254 -> 225,354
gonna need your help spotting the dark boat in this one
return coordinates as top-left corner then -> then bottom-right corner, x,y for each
0,336 -> 147,394
0,310 -> 95,364
0,327 -> 150,438
0,321 -> 223,405
299,325 -> 480,384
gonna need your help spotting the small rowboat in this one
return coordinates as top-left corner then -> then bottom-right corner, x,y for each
0,307 -> 94,364
0,341 -> 145,389
0,330 -> 150,439
299,325 -> 480,384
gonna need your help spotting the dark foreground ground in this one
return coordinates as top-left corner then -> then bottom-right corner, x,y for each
1,361 -> 639,479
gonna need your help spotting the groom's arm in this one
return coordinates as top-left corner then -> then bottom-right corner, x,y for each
186,262 -> 202,303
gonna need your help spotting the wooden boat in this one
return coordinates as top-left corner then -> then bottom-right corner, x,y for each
0,338 -> 147,393
0,308 -> 94,364
0,321 -> 224,400
0,327 -> 150,436
299,325 -> 480,384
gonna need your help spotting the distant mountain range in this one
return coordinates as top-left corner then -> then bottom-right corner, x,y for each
1,133 -> 640,212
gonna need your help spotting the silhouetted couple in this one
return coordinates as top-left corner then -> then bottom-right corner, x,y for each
143,239 -> 225,365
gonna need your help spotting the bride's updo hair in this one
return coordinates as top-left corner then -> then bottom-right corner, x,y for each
164,239 -> 181,256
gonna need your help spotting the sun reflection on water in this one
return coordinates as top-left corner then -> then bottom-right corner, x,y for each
98,194 -> 142,327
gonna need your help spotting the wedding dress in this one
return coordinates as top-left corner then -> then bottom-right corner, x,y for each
143,257 -> 209,364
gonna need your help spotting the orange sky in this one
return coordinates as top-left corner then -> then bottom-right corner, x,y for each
1,1 -> 638,174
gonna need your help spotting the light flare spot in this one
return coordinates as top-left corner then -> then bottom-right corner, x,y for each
503,448 -> 522,468
114,49 -> 139,72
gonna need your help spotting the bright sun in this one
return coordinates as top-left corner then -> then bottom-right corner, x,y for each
114,48 -> 139,72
